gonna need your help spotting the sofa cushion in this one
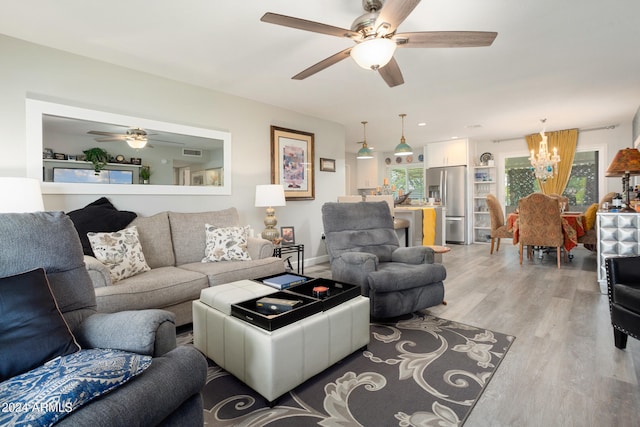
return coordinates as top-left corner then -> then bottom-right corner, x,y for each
129,212 -> 175,268
169,209 -> 239,265
0,268 -> 80,382
94,266 -> 208,313
0,349 -> 151,427
67,197 -> 137,257
180,256 -> 286,287
88,226 -> 151,283
202,224 -> 251,262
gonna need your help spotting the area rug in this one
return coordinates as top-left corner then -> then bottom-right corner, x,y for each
182,314 -> 515,426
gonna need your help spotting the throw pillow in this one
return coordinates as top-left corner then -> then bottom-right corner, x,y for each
584,202 -> 599,231
0,268 -> 80,382
67,197 -> 137,257
88,226 -> 151,283
0,348 -> 151,427
202,224 -> 251,262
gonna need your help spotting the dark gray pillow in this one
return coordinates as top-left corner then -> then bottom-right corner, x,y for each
67,197 -> 137,256
0,268 -> 80,381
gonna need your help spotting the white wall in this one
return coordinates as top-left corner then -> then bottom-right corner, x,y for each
0,35 -> 346,264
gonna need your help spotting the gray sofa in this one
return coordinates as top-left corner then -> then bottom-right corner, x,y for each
84,208 -> 286,326
0,211 -> 207,426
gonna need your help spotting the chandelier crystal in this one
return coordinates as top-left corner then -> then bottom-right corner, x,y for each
529,119 -> 560,182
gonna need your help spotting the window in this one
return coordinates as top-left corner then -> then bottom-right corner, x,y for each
504,150 -> 599,213
388,167 -> 424,200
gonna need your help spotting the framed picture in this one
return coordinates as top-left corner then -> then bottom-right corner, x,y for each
319,158 -> 336,172
205,167 -> 223,186
271,126 -> 315,200
280,226 -> 295,245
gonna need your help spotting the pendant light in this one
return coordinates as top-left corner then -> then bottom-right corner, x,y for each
394,113 -> 413,157
356,121 -> 374,159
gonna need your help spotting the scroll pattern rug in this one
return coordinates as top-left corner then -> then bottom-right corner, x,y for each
186,314 -> 515,426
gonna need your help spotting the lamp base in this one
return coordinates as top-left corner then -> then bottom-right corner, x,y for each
261,207 -> 280,242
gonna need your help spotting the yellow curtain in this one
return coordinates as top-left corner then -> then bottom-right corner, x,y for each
525,128 -> 578,195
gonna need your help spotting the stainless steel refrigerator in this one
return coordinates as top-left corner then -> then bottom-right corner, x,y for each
425,166 -> 468,244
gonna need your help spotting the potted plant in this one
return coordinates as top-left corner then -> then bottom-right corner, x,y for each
82,147 -> 110,174
139,165 -> 151,184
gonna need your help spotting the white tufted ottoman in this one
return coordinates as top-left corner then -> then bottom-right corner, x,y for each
192,279 -> 370,404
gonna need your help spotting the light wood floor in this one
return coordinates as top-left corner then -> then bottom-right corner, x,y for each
305,243 -> 640,427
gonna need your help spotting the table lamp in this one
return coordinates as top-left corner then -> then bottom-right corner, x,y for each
0,177 -> 45,213
605,148 -> 640,212
255,184 -> 286,241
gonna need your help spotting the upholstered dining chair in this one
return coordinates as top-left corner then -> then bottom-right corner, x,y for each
605,256 -> 640,349
486,194 -> 513,254
517,193 -> 564,268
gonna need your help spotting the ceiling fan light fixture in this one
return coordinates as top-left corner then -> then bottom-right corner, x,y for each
351,37 -> 396,70
394,113 -> 413,157
126,137 -> 148,149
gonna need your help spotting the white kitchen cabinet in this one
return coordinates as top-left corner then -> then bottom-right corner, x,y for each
356,153 -> 378,189
425,139 -> 468,168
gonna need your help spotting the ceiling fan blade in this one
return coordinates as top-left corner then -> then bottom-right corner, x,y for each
88,130 -> 121,137
378,57 -> 404,87
292,47 -> 353,80
374,0 -> 421,35
394,31 -> 498,48
94,136 -> 126,142
261,12 -> 360,39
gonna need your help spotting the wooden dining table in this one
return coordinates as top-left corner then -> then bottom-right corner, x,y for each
507,211 -> 587,252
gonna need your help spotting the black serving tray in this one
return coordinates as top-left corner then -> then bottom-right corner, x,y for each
287,278 -> 361,311
231,291 -> 321,331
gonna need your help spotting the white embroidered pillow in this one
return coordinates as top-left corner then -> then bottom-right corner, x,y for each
88,226 -> 150,283
202,224 -> 251,262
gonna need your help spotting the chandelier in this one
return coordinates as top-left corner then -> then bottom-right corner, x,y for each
529,119 -> 560,182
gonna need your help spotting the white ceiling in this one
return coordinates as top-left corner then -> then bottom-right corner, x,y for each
2,0 -> 639,153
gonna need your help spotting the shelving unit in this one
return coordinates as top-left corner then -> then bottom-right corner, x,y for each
472,165 -> 496,243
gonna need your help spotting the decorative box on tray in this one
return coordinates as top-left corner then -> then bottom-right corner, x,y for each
229,275 -> 362,331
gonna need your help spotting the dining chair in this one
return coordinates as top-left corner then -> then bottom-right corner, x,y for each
517,193 -> 564,268
486,194 -> 513,254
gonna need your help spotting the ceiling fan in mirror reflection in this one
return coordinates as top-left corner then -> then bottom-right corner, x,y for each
87,128 -> 187,150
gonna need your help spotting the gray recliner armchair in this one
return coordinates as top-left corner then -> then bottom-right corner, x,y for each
321,201 -> 446,318
0,211 -> 207,426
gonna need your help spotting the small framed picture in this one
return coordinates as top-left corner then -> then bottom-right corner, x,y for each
320,158 -> 336,172
281,226 -> 295,245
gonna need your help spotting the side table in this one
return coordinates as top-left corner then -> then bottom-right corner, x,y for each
273,244 -> 304,274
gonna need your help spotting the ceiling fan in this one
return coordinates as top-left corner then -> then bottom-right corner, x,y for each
88,128 -> 186,149
261,0 -> 497,87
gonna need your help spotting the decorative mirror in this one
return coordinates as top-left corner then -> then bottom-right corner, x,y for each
26,99 -> 231,195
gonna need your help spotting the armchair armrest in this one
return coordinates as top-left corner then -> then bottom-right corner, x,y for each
391,246 -> 435,264
73,309 -> 177,357
247,236 -> 275,259
330,252 -> 378,295
83,255 -> 112,288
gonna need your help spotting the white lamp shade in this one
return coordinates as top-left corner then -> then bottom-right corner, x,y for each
255,184 -> 286,207
0,177 -> 45,213
351,38 -> 397,70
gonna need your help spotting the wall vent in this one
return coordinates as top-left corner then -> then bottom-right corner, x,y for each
182,148 -> 203,157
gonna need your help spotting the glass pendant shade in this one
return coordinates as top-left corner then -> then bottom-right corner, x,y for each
357,143 -> 373,159
394,113 -> 413,156
351,38 -> 396,70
